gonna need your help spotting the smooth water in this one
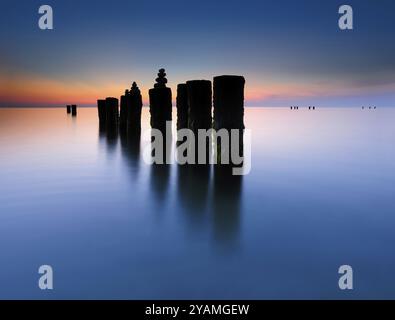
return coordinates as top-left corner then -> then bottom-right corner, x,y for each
0,107 -> 394,299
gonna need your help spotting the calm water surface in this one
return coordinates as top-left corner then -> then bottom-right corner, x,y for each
0,107 -> 394,299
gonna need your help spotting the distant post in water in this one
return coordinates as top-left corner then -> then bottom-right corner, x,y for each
66,105 -> 71,114
149,68 -> 172,130
213,75 -> 245,165
71,104 -> 77,116
176,83 -> 188,130
97,99 -> 106,124
128,82 -> 143,133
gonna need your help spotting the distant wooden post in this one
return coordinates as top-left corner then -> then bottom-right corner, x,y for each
149,68 -> 172,130
66,105 -> 71,114
71,104 -> 77,116
176,83 -> 188,130
97,99 -> 106,124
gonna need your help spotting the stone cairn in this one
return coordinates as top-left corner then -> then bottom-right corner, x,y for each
213,75 -> 245,165
149,68 -> 172,130
127,82 -> 143,132
71,104 -> 77,116
66,105 -> 71,114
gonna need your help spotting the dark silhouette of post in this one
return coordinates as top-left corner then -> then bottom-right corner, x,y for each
213,75 -> 245,166
213,76 -> 245,130
71,104 -> 77,116
105,97 -> 119,129
186,80 -> 212,164
186,80 -> 212,132
66,105 -> 71,114
97,99 -> 106,124
176,83 -> 188,130
149,68 -> 172,130
128,82 -> 143,133
120,90 -> 129,133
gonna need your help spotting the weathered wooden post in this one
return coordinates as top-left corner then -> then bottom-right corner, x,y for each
66,105 -> 71,114
128,82 -> 143,133
97,99 -> 106,124
213,75 -> 245,130
186,80 -> 212,132
105,97 -> 119,129
213,75 -> 245,166
186,80 -> 212,164
176,83 -> 188,130
120,90 -> 129,133
71,104 -> 77,116
149,68 -> 172,130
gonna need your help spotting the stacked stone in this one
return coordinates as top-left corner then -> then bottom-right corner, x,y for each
120,89 -> 130,132
66,105 -> 71,114
213,75 -> 245,165
176,83 -> 188,130
97,99 -> 106,124
105,97 -> 119,128
149,68 -> 172,130
127,82 -> 143,132
186,80 -> 212,132
71,104 -> 77,116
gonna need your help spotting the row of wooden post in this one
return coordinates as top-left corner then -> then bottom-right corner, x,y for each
94,72 -> 244,133
66,104 -> 77,116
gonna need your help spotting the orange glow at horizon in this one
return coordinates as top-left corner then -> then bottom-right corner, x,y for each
1,72 -> 385,107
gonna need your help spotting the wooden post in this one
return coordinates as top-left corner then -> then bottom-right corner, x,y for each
71,104 -> 77,116
97,99 -> 106,124
213,75 -> 245,165
186,80 -> 212,132
105,97 -> 119,129
176,83 -> 188,130
120,90 -> 129,133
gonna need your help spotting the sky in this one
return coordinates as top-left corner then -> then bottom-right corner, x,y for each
0,0 -> 394,107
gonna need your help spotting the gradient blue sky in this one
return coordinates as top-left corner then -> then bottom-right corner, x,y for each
1,0 -> 394,107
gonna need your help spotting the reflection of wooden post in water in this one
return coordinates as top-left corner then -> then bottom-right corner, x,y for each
176,83 -> 188,130
97,99 -> 106,124
128,82 -> 143,133
213,165 -> 242,246
66,105 -> 71,114
213,75 -> 245,165
149,68 -> 172,130
105,97 -> 119,129
71,105 -> 77,116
